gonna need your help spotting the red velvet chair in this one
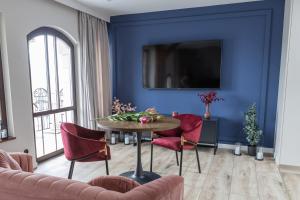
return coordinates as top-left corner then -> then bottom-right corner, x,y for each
150,114 -> 203,176
150,116 -> 182,172
60,123 -> 111,179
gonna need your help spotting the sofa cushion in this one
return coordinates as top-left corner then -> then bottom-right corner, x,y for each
0,149 -> 22,170
88,176 -> 140,193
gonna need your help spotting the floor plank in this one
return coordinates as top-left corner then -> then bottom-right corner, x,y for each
199,174 -> 231,200
281,172 -> 300,200
256,171 -> 289,200
35,143 -> 297,200
230,156 -> 259,198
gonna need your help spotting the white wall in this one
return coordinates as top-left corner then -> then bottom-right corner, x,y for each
275,0 -> 300,167
54,0 -> 110,22
0,0 -> 78,164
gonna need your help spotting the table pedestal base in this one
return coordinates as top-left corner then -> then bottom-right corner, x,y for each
120,171 -> 161,184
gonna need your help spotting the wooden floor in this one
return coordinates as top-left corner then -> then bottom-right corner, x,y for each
35,143 -> 300,200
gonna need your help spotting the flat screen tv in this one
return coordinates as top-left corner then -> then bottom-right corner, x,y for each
142,40 -> 222,89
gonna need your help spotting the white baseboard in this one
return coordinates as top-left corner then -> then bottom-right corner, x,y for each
218,143 -> 274,154
105,136 -> 275,154
279,165 -> 300,174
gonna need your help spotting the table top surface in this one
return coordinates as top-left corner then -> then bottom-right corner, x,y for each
96,116 -> 180,132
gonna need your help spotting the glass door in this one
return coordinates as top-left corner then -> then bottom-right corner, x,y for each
28,27 -> 76,162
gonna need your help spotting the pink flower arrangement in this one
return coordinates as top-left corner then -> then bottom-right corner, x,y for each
112,97 -> 137,114
198,91 -> 224,105
139,116 -> 150,124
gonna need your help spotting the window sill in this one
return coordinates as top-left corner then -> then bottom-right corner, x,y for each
0,136 -> 16,143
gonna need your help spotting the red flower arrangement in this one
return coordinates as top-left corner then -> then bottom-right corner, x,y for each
198,91 -> 223,119
198,91 -> 224,105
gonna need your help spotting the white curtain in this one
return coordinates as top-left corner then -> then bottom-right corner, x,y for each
78,12 -> 112,129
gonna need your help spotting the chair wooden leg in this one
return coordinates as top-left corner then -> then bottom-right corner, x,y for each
150,143 -> 153,172
179,150 -> 183,176
105,158 -> 109,175
195,145 -> 201,173
175,151 -> 179,166
68,161 -> 75,179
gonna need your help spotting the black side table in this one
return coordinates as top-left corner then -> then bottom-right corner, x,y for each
198,117 -> 219,155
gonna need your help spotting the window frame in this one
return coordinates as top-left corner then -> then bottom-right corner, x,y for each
27,27 -> 77,161
27,27 -> 77,120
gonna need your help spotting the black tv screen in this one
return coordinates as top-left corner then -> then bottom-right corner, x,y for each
142,40 -> 222,89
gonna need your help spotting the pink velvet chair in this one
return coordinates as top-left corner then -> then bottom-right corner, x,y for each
61,123 -> 111,179
150,114 -> 203,176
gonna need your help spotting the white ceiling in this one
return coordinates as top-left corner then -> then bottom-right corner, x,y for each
55,0 -> 262,22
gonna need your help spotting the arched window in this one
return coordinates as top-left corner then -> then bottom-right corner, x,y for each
28,27 -> 76,161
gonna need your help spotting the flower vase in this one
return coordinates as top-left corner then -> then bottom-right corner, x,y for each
204,104 -> 211,119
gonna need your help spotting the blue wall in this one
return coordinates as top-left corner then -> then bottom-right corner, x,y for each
109,0 -> 285,148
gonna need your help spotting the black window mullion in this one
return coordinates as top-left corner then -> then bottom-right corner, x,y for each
53,113 -> 58,151
54,36 -> 61,109
44,34 -> 52,111
40,116 -> 45,156
33,106 -> 76,117
71,43 -> 77,123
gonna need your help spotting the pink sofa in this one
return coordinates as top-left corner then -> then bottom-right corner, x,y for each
0,150 -> 184,200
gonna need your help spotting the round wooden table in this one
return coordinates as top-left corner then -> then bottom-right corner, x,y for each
97,116 -> 180,184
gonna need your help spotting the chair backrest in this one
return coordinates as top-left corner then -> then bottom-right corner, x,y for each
60,123 -> 84,160
61,122 -> 81,136
175,114 -> 203,144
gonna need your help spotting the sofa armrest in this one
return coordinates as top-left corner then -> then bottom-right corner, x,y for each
125,175 -> 184,200
9,153 -> 33,172
88,176 -> 140,193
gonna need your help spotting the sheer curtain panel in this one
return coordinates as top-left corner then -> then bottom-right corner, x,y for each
78,12 -> 112,129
